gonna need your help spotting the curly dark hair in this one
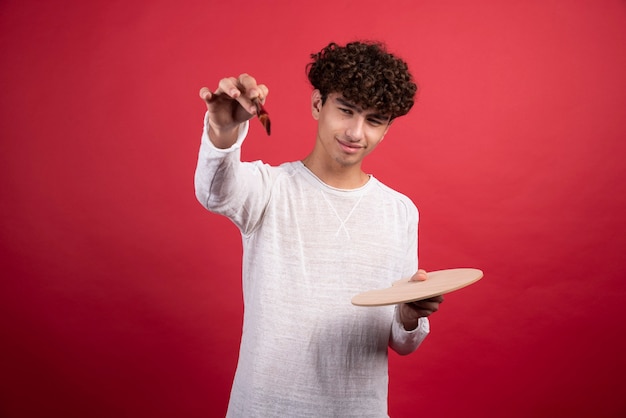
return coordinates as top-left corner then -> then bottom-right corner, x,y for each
306,41 -> 417,120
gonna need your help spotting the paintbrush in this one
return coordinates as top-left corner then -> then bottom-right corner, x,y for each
252,97 -> 271,136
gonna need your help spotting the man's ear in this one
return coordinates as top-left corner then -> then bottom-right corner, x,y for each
311,89 -> 322,120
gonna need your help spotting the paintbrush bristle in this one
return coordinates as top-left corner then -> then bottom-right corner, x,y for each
253,98 -> 271,136
258,114 -> 271,135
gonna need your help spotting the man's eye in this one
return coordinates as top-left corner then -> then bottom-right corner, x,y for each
339,108 -> 352,114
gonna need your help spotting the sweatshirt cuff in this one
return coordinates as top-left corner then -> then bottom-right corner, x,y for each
388,305 -> 430,355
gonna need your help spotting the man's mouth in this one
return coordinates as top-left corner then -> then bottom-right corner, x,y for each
337,139 -> 364,154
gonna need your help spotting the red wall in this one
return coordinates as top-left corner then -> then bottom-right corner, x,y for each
1,1 -> 625,417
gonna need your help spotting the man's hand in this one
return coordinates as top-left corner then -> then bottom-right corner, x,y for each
398,269 -> 444,331
199,73 -> 269,148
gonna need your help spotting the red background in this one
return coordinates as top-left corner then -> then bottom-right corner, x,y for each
1,0 -> 625,417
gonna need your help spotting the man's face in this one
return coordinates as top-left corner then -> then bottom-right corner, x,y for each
312,91 -> 391,168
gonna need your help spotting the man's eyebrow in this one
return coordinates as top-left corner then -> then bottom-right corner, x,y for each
335,96 -> 362,111
335,97 -> 390,121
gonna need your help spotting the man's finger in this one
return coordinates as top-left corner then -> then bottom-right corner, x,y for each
217,77 -> 243,98
238,73 -> 258,96
199,87 -> 212,102
409,270 -> 428,282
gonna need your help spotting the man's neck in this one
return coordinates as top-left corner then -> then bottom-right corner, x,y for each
301,154 -> 370,189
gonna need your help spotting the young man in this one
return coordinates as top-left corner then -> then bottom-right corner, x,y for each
195,41 -> 443,417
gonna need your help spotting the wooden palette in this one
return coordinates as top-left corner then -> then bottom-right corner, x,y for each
351,268 -> 483,307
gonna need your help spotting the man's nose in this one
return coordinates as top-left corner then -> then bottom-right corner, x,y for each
345,117 -> 365,141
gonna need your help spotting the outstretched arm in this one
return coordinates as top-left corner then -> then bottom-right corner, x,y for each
194,73 -> 273,234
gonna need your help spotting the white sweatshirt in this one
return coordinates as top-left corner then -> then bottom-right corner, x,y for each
194,116 -> 429,417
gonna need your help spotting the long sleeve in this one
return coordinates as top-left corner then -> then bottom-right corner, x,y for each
385,195 -> 430,355
194,113 -> 247,205
388,307 -> 430,355
194,112 -> 274,235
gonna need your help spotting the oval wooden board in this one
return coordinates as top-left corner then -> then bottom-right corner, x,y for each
351,268 -> 483,307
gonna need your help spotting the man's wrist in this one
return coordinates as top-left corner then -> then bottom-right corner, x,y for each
399,305 -> 420,331
207,123 -> 240,149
